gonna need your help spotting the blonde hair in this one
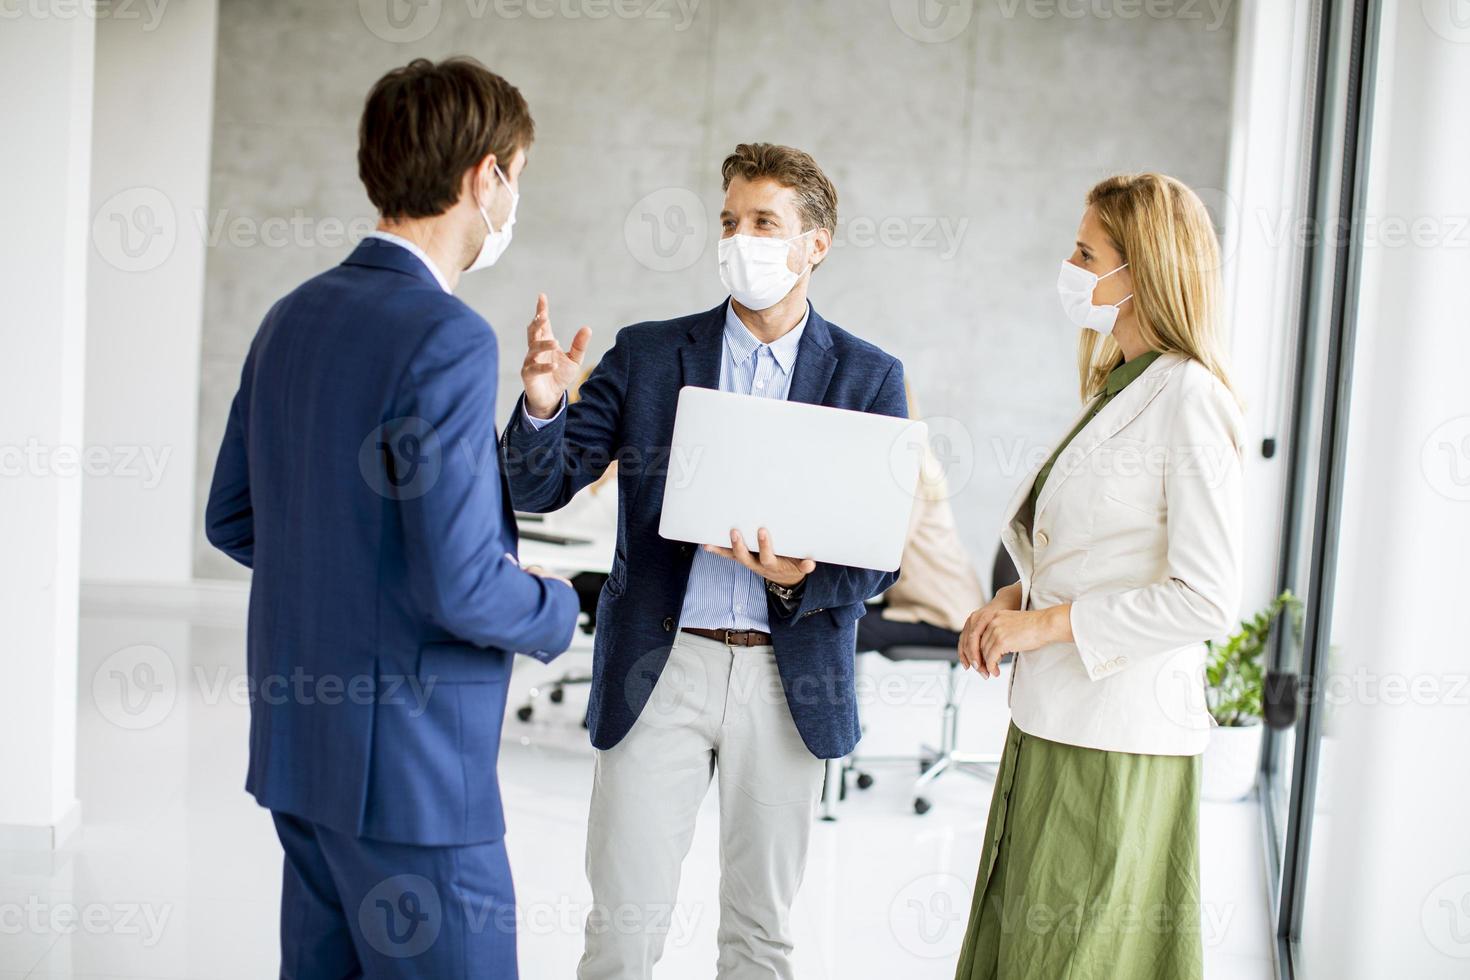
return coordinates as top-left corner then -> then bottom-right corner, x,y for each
1077,173 -> 1235,401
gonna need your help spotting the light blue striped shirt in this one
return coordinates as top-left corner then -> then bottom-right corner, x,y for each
524,301 -> 809,631
677,302 -> 809,631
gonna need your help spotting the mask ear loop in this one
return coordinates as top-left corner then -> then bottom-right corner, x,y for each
476,167 -> 494,227
791,227 -> 819,279
1097,261 -> 1130,309
479,164 -> 514,230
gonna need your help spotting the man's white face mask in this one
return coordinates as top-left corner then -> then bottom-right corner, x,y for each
465,164 -> 517,273
718,229 -> 816,311
1056,259 -> 1132,335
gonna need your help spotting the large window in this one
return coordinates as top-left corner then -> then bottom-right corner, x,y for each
1260,0 -> 1381,975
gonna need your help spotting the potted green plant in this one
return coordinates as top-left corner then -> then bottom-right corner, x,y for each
1201,590 -> 1301,801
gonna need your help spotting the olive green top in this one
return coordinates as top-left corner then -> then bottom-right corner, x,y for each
1026,350 -> 1162,520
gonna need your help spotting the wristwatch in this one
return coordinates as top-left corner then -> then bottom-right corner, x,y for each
765,578 -> 801,601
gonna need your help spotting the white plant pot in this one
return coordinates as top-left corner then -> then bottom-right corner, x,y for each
1201,721 -> 1264,802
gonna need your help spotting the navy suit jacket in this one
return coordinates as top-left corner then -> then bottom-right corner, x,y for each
500,301 -> 906,759
205,239 -> 579,847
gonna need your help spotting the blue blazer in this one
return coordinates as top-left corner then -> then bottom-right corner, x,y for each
205,239 -> 579,847
500,301 -> 906,759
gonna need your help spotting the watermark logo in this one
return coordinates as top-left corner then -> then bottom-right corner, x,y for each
359,874 -> 443,958
889,872 -> 971,958
624,187 -> 707,272
832,215 -> 969,260
890,0 -> 973,43
358,0 -> 442,41
476,0 -> 702,29
92,187 -> 176,273
1422,873 -> 1470,958
92,644 -> 176,731
0,440 -> 172,487
0,898 -> 173,945
891,416 -> 975,501
624,642 -> 710,729
359,417 -> 443,501
1422,0 -> 1470,43
0,0 -> 170,30
357,0 -> 701,39
1153,649 -> 1212,732
1422,416 -> 1470,501
995,0 -> 1233,31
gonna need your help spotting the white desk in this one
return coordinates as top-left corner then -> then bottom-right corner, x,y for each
515,531 -> 615,577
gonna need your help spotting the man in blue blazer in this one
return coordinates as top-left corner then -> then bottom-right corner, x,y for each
205,58 -> 578,979
501,143 -> 906,979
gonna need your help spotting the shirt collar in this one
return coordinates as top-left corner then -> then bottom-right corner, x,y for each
723,300 -> 809,375
364,230 -> 452,294
1104,349 -> 1163,396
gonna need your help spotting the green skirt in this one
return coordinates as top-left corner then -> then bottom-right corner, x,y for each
955,723 -> 1203,980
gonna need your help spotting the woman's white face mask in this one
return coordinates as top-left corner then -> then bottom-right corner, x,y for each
1056,259 -> 1132,335
718,229 -> 816,311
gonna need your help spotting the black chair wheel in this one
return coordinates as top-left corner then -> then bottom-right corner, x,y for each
913,797 -> 932,815
919,758 -> 935,773
856,772 -> 875,791
549,687 -> 565,704
516,705 -> 533,722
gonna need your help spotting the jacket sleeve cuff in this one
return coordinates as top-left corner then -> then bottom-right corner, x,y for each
521,394 -> 567,431
521,579 -> 581,663
1069,598 -> 1130,681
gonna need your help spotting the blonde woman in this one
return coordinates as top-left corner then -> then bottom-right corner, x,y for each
953,173 -> 1244,980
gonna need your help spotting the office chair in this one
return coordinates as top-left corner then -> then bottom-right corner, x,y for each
874,647 -> 1005,814
827,542 -> 1018,817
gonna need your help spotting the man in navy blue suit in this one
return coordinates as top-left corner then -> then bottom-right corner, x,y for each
205,58 -> 579,979
501,143 -> 907,979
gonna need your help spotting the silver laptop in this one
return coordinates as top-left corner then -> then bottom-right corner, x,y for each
658,386 -> 928,572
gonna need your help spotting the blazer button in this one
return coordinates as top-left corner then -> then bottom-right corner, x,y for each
1035,530 -> 1050,548
662,616 -> 674,632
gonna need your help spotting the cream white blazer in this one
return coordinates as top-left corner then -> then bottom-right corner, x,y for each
1000,352 -> 1245,756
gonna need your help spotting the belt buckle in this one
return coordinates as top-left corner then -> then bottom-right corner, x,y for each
724,629 -> 738,648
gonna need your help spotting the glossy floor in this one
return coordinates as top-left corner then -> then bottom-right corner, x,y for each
0,598 -> 1275,978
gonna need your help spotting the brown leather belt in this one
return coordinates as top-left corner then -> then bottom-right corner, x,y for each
681,627 -> 773,648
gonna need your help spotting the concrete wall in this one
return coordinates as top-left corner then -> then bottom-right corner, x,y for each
193,0 -> 1239,581
84,0 -> 218,584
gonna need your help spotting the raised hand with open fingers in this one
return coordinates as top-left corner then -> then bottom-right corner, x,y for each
521,292 -> 592,419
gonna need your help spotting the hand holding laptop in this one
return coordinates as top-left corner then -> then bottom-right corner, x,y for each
703,527 -> 817,588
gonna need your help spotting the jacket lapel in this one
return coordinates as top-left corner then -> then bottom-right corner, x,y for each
786,304 -> 836,406
1031,352 -> 1184,522
677,302 -> 728,391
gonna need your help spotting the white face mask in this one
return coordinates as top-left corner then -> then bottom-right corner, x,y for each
718,229 -> 815,311
1056,259 -> 1133,335
466,164 -> 517,273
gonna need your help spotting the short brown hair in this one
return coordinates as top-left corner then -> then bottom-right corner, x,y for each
720,143 -> 839,237
358,57 -> 534,220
